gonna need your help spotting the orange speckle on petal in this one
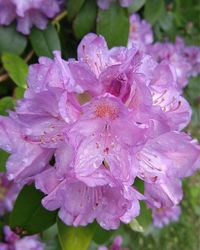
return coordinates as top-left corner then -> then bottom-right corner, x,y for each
94,102 -> 119,120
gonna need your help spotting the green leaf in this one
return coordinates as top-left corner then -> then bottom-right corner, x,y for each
187,106 -> 200,141
67,0 -> 86,20
73,0 -> 97,39
0,25 -> 27,55
144,0 -> 165,25
10,184 -> 57,235
97,2 -> 129,47
57,218 -> 96,250
0,212 -> 10,232
0,150 -> 9,172
185,75 -> 200,104
129,219 -> 144,233
158,11 -> 174,31
0,97 -> 14,116
29,24 -> 61,58
137,201 -> 152,230
15,87 -> 25,99
93,223 -> 113,244
134,177 -> 144,194
2,53 -> 28,88
44,237 -> 61,250
128,0 -> 146,13
153,22 -> 163,41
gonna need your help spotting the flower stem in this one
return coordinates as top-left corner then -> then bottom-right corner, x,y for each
52,10 -> 67,25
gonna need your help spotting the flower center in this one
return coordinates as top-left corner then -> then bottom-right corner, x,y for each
94,101 -> 119,120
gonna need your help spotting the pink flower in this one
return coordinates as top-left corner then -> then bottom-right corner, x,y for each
0,116 -> 54,183
35,168 -> 142,230
128,14 -> 153,50
98,235 -> 129,250
151,205 -> 181,228
147,41 -> 191,89
127,15 -> 200,89
97,0 -> 133,10
0,33 -> 199,229
0,0 -> 62,34
0,173 -> 20,215
0,226 -> 44,250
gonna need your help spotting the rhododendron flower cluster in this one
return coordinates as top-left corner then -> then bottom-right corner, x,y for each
0,173 -> 20,216
129,14 -> 200,90
0,0 -> 62,34
97,0 -> 133,9
128,13 -> 153,49
0,226 -> 44,250
0,33 -> 200,230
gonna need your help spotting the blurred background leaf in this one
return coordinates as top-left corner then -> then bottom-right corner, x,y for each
97,2 -> 129,47
2,53 -> 28,88
0,25 -> 27,55
128,0 -> 146,13
73,0 -> 97,39
29,24 -> 61,57
57,218 -> 96,250
144,0 -> 165,25
67,0 -> 86,21
10,185 -> 57,235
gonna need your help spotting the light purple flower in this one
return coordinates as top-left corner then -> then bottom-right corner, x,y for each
0,33 -> 199,230
35,168 -> 142,230
0,0 -> 62,34
97,0 -> 133,9
128,13 -> 153,50
98,235 -> 129,250
0,226 -> 44,250
147,42 -> 192,89
0,116 -> 54,183
151,205 -> 181,228
127,16 -> 200,88
0,173 -> 20,215
144,177 -> 183,208
176,37 -> 200,77
184,46 -> 200,77
147,37 -> 200,89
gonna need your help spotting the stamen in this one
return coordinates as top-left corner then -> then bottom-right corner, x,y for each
94,101 -> 119,120
102,160 -> 109,169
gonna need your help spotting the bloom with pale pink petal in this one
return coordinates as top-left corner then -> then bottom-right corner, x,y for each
97,0 -> 133,10
35,168 -> 142,230
0,33 -> 199,230
127,14 -> 200,88
98,235 -> 129,250
151,205 -> 181,228
128,13 -> 153,50
0,226 -> 44,250
147,42 -> 192,89
0,173 -> 20,215
0,0 -> 62,34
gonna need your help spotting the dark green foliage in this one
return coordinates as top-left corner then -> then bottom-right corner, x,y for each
10,185 -> 57,235
97,2 -> 129,47
29,24 -> 61,58
0,25 -> 27,55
